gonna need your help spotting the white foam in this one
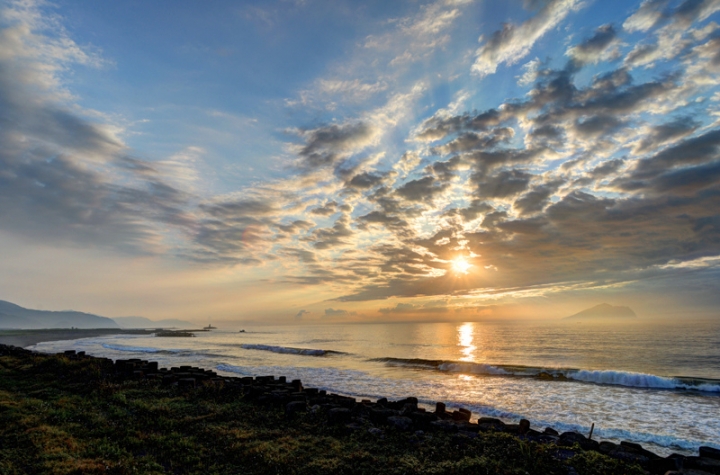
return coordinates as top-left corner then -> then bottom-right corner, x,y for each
439,362 -> 512,376
101,343 -> 169,353
567,369 -> 720,392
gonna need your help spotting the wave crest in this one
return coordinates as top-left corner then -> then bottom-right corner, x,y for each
240,344 -> 344,357
371,357 -> 720,392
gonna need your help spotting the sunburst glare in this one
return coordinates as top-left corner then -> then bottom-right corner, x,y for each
451,257 -> 472,275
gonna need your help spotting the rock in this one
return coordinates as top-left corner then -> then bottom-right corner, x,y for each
533,434 -> 560,444
685,456 -> 720,475
559,431 -> 587,444
620,440 -> 660,459
369,408 -> 395,424
598,441 -> 618,455
408,411 -> 437,428
647,456 -> 682,474
504,424 -> 520,434
700,447 -> 720,461
544,427 -> 559,436
368,427 -> 385,438
478,417 -> 503,425
608,446 -> 650,465
551,448 -> 577,461
430,420 -> 458,433
177,378 -> 196,389
451,408 -> 471,422
344,422 -> 364,433
387,416 -> 413,431
286,400 -> 307,417
435,402 -> 446,415
519,418 -> 530,435
328,407 -> 351,424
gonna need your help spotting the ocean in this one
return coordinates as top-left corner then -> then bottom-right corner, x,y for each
28,319 -> 720,456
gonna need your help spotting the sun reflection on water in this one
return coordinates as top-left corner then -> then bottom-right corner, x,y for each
458,322 -> 476,362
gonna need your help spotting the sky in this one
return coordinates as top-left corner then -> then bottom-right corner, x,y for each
1,0 -> 720,324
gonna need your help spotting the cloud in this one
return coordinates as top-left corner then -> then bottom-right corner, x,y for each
0,1 -> 196,254
294,309 -> 309,319
472,0 -> 579,77
395,176 -> 449,203
294,122 -> 379,170
623,0 -> 670,32
378,302 -> 449,315
6,0 -> 720,318
324,307 -> 352,317
566,24 -> 619,64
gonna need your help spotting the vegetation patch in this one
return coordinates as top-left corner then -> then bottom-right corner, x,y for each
0,346 -> 649,474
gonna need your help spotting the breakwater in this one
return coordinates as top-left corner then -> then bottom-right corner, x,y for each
2,344 -> 719,475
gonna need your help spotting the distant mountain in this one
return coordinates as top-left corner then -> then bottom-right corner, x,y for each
113,316 -> 196,329
564,303 -> 637,320
0,300 -> 119,329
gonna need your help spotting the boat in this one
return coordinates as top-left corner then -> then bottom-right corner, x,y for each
203,324 -> 216,330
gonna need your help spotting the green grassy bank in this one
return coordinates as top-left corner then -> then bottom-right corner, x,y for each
0,345 -> 649,475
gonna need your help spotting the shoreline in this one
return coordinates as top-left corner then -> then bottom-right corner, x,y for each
2,344 -> 719,474
0,328 -> 157,348
15,330 -> 720,458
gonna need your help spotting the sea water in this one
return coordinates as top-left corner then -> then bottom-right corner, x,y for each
28,319 -> 720,456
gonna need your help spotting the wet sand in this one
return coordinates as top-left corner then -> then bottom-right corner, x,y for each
0,328 -> 156,348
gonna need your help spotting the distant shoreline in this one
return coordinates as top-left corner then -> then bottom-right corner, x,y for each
0,328 -> 156,348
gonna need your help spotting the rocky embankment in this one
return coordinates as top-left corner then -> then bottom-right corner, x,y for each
1,344 -> 719,475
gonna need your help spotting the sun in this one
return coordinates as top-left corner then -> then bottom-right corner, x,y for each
451,257 -> 472,274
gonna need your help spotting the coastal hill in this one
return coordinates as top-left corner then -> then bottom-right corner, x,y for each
0,300 -> 119,329
564,303 -> 637,320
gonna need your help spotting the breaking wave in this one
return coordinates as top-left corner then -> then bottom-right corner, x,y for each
240,344 -> 345,357
100,343 -> 225,359
371,357 -> 720,392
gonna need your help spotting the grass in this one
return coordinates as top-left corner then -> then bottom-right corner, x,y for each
0,350 -> 645,475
